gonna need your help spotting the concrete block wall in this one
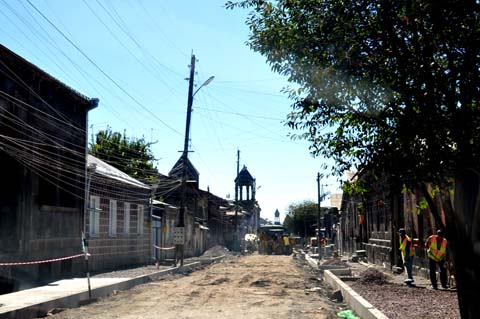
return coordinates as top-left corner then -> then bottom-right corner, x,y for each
86,179 -> 151,273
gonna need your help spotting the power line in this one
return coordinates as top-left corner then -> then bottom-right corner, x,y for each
25,0 -> 183,137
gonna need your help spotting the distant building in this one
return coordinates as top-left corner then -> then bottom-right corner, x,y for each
329,193 -> 343,210
155,156 -> 232,258
274,209 -> 281,225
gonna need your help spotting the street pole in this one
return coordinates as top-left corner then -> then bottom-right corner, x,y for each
82,164 -> 95,299
176,53 -> 196,267
176,53 -> 214,265
317,172 -> 322,264
234,150 -> 240,251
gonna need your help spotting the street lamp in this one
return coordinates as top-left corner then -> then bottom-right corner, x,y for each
193,76 -> 215,97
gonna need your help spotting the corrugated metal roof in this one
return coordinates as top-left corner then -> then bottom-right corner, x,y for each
152,199 -> 177,209
88,155 -> 150,190
0,44 -> 95,109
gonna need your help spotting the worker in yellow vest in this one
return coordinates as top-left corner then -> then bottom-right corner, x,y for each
398,228 -> 414,284
426,229 -> 448,289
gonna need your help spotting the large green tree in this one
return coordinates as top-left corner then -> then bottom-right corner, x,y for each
283,200 -> 318,237
227,0 -> 480,317
89,128 -> 159,184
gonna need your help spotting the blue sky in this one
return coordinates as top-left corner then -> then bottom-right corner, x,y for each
0,0 -> 341,222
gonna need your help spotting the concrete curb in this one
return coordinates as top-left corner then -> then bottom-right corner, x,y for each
324,270 -> 388,319
305,254 -> 319,269
0,255 -> 225,319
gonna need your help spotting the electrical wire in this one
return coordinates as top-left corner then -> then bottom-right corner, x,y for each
25,0 -> 183,137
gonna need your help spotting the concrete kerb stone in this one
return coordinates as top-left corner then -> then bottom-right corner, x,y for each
0,256 -> 225,319
193,255 -> 226,265
305,254 -> 319,269
324,270 -> 389,319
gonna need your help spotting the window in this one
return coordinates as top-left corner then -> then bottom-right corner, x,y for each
124,202 -> 130,234
109,199 -> 117,236
89,196 -> 100,235
137,204 -> 144,234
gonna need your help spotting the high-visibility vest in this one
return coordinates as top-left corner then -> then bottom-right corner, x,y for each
399,235 -> 414,257
427,235 -> 447,262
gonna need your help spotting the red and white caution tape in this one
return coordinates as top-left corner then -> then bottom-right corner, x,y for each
153,245 -> 175,251
0,253 -> 86,266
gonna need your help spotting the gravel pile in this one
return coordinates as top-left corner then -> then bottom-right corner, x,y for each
357,267 -> 389,285
321,258 -> 348,267
351,282 -> 460,318
200,245 -> 231,258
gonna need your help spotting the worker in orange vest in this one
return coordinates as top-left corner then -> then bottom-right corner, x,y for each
426,229 -> 448,289
398,228 -> 414,285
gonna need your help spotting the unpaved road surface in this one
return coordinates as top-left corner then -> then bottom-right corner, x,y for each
51,254 -> 339,319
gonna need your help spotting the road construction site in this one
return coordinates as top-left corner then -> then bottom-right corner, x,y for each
46,254 -> 340,319
0,247 -> 461,319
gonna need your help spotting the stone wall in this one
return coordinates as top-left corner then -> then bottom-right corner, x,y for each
86,178 -> 151,273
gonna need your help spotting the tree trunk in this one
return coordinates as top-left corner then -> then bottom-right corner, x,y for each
449,172 -> 480,319
421,174 -> 480,318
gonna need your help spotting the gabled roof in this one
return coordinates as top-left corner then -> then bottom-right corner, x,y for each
235,165 -> 254,184
169,156 -> 199,181
88,154 -> 150,190
0,44 -> 97,110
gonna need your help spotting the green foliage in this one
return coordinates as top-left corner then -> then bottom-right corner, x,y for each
89,128 -> 159,184
342,179 -> 368,197
418,197 -> 429,210
227,0 -> 480,191
284,200 -> 326,237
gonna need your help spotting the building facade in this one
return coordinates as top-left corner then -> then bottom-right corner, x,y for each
85,155 -> 152,272
0,45 -> 97,291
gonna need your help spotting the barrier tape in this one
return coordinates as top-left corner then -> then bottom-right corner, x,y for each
154,245 -> 175,251
0,253 -> 86,266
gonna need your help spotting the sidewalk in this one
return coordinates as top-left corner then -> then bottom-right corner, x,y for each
0,256 -> 225,319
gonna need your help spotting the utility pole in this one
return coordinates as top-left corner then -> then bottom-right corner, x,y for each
317,173 -> 322,263
175,53 -> 196,267
234,150 -> 240,251
237,149 -> 240,176
174,54 -> 214,265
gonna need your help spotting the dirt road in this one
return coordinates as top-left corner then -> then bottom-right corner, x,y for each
51,254 -> 339,319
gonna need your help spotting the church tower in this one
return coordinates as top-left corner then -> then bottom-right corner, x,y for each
234,165 -> 256,209
274,209 -> 280,225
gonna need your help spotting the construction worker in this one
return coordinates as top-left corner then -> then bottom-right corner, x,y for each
282,235 -> 290,255
426,229 -> 448,289
398,228 -> 414,285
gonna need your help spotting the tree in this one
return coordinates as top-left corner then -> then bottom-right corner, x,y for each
89,128 -> 159,184
284,200 -> 320,237
227,1 -> 480,317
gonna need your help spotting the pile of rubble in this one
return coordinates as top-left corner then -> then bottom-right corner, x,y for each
321,258 -> 349,268
357,268 -> 389,285
200,245 -> 232,258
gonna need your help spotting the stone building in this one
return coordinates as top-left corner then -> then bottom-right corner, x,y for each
85,155 -> 151,272
0,44 -> 97,292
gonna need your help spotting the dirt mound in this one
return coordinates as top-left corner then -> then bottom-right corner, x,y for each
322,258 -> 348,267
358,268 -> 389,285
201,245 -> 231,258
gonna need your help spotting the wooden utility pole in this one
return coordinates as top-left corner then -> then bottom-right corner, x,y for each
234,150 -> 240,251
317,173 -> 322,263
175,53 -> 196,267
